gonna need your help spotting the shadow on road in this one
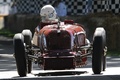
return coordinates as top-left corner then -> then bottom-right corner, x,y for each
35,71 -> 87,76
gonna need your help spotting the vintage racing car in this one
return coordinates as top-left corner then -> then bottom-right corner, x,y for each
13,19 -> 107,77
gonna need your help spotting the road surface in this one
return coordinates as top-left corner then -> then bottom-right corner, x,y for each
0,36 -> 120,80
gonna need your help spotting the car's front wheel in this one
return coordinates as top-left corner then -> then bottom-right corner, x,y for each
22,29 -> 32,73
13,33 -> 27,77
92,27 -> 106,74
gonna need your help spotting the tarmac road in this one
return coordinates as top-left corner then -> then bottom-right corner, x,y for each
0,36 -> 120,80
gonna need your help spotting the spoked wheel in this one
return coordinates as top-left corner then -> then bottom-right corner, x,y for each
22,29 -> 32,73
13,33 -> 27,77
92,27 -> 106,74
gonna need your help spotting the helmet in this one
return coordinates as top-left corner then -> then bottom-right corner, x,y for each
40,5 -> 57,22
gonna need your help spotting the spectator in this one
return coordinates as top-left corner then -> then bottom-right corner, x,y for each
53,0 -> 67,17
9,1 -> 17,14
85,0 -> 92,14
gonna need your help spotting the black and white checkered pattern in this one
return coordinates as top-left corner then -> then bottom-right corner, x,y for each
65,0 -> 87,15
16,0 -> 55,14
92,0 -> 106,13
0,0 -> 12,3
13,0 -> 120,15
109,0 -> 120,13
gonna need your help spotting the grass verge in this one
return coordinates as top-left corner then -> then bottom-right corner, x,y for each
0,29 -> 15,38
107,50 -> 120,57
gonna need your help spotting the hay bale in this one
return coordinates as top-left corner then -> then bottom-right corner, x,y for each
24,15 -> 40,33
103,16 -> 120,50
15,15 -> 26,32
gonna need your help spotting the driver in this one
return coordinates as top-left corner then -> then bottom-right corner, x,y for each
40,5 -> 58,23
36,5 -> 59,32
33,5 -> 59,46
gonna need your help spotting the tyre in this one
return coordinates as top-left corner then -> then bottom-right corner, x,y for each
92,27 -> 106,74
103,54 -> 106,71
103,44 -> 107,71
13,33 -> 27,77
22,29 -> 32,46
102,30 -> 107,71
22,29 -> 32,73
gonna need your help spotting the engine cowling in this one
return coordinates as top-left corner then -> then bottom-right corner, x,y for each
39,23 -> 86,51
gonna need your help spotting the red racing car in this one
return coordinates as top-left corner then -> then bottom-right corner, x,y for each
13,19 -> 107,77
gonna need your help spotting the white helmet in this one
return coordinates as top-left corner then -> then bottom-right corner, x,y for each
40,5 -> 57,22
